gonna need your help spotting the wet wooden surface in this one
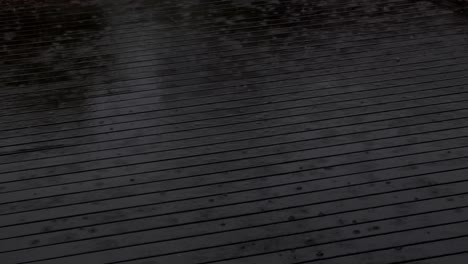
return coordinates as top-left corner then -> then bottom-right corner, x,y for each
1,0 -> 468,263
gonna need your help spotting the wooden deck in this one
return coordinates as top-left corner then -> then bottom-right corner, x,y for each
1,0 -> 468,263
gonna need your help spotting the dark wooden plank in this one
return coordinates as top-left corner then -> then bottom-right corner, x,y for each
1,0 -> 468,263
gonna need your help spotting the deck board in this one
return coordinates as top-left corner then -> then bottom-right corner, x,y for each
1,0 -> 468,263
